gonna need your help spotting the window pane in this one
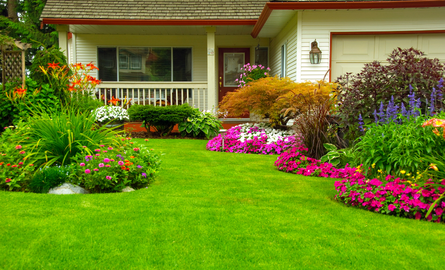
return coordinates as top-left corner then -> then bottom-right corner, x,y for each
118,47 -> 171,82
98,48 -> 117,81
224,53 -> 244,87
255,47 -> 268,68
173,48 -> 192,81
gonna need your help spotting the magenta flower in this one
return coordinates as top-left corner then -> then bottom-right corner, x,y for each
95,154 -> 100,156
99,163 -> 104,168
106,176 -> 112,180
80,163 -> 85,167
105,165 -> 111,167
388,204 -> 396,211
103,158 -> 110,163
108,147 -> 113,150
85,169 -> 91,174
118,161 -> 124,166
94,168 -> 99,171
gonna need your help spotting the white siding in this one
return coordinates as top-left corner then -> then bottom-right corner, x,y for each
299,7 -> 445,82
269,13 -> 298,81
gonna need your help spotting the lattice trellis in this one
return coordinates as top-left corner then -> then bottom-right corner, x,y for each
1,41 -> 31,90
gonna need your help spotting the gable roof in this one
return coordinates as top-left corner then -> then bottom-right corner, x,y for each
41,0 -> 268,21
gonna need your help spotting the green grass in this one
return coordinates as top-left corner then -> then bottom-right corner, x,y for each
1,139 -> 445,269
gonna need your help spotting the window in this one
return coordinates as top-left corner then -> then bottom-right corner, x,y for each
98,47 -> 192,82
255,47 -> 269,68
281,44 -> 286,78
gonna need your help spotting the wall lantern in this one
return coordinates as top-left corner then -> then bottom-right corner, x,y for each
309,40 -> 322,64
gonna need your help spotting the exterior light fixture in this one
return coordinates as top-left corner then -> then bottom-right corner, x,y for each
309,40 -> 322,64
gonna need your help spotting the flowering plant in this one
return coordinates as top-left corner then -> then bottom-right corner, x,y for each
178,108 -> 223,139
0,126 -> 36,191
235,63 -> 270,88
68,62 -> 101,93
207,123 -> 303,155
92,105 -> 130,124
69,139 -> 161,193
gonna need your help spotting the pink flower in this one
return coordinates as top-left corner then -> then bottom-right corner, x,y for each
15,145 -> 22,150
106,176 -> 112,180
19,151 -> 25,154
105,165 -> 111,167
435,208 -> 443,216
5,178 -> 11,183
100,145 -> 105,147
133,148 -> 140,151
95,154 -> 100,156
103,158 -> 110,163
108,147 -> 113,150
388,204 -> 396,211
99,163 -> 104,168
118,161 -> 124,166
94,168 -> 99,171
85,169 -> 91,174
95,149 -> 101,152
80,163 -> 85,167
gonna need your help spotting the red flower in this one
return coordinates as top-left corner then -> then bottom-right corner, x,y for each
6,163 -> 10,166
48,62 -> 59,69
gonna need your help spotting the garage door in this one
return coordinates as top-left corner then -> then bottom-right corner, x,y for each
331,34 -> 445,81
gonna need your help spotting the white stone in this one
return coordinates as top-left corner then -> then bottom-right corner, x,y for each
121,186 -> 135,192
48,183 -> 90,195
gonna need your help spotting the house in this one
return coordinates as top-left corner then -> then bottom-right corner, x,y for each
40,0 -> 445,120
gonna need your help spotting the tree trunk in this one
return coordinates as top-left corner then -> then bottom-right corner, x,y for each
7,0 -> 19,22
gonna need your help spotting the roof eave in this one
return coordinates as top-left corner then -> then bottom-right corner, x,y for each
251,0 -> 445,38
41,18 -> 257,26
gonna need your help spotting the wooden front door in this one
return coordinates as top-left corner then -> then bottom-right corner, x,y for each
218,48 -> 250,117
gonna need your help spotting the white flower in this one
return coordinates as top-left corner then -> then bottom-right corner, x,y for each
92,105 -> 130,123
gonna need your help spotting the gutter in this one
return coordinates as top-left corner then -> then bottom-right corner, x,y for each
251,0 -> 445,38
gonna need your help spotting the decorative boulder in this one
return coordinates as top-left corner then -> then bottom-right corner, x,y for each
121,186 -> 135,192
48,183 -> 90,195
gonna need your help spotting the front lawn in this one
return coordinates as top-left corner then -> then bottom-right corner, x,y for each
1,139 -> 444,269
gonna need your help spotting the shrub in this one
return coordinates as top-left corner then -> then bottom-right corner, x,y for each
219,77 -> 336,126
128,104 -> 194,136
69,141 -> 161,193
23,109 -> 123,167
336,47 -> 445,139
29,166 -> 69,193
206,123 -> 304,155
30,46 -> 68,86
178,108 -> 223,139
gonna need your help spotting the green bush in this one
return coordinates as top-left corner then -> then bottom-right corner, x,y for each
128,104 -> 194,136
0,78 -> 61,129
178,108 -> 223,139
29,46 -> 68,86
29,166 -> 69,193
23,108 -> 123,167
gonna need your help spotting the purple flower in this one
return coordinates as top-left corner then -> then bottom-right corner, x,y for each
137,165 -> 143,169
142,172 -> 147,178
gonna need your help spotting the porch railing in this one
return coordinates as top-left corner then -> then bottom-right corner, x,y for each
96,82 -> 209,111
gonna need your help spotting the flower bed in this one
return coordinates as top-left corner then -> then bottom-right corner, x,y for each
206,123 -> 303,155
275,149 -> 445,223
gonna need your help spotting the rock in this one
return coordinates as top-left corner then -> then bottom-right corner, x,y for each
121,186 -> 135,192
48,183 -> 89,195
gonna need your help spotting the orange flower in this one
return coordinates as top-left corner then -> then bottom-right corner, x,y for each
87,62 -> 99,70
48,62 -> 59,69
68,85 -> 76,92
121,166 -> 127,170
14,88 -> 27,97
108,96 -> 120,106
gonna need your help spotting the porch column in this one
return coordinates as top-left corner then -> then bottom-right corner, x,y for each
56,25 -> 69,59
206,27 -> 217,110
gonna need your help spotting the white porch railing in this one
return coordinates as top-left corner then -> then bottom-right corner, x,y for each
96,82 -> 209,111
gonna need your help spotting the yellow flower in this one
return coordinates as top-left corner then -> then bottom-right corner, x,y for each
400,170 -> 406,174
406,173 -> 411,176
430,164 -> 439,171
372,163 -> 375,168
378,169 -> 383,173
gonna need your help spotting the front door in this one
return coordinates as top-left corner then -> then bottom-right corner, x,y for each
218,48 -> 250,117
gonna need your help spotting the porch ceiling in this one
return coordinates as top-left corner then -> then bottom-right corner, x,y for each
69,24 -> 255,35
256,10 -> 296,38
